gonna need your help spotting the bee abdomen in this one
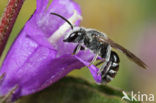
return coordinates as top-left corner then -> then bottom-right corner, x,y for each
110,63 -> 119,72
108,64 -> 119,78
102,64 -> 119,83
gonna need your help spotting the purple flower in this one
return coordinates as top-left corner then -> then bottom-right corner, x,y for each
0,0 -> 102,99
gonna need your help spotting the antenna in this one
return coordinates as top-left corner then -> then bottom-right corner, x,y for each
50,12 -> 74,30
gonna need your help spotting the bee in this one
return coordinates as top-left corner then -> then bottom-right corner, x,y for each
51,13 -> 148,84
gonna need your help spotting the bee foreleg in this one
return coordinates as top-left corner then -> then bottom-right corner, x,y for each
72,44 -> 83,55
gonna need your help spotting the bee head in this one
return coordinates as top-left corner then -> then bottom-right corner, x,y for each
63,27 -> 86,43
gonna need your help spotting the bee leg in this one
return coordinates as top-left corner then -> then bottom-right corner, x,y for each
98,45 -> 111,74
95,59 -> 105,66
72,44 -> 84,55
98,61 -> 108,75
101,61 -> 113,84
101,61 -> 112,77
88,53 -> 99,66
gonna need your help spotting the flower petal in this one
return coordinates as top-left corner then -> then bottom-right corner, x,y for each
0,0 -> 82,99
0,54 -> 85,98
36,0 -> 49,13
74,55 -> 102,83
30,0 -> 81,38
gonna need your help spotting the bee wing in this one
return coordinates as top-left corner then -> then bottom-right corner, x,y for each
98,36 -> 148,69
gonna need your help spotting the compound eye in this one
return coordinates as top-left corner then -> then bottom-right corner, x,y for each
70,33 -> 76,38
64,31 -> 83,42
64,32 -> 79,42
70,32 -> 79,38
70,32 -> 81,37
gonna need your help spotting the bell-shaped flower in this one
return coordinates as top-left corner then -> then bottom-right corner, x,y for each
0,0 -> 102,100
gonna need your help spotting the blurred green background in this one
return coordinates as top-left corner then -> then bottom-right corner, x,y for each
0,0 -> 156,97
